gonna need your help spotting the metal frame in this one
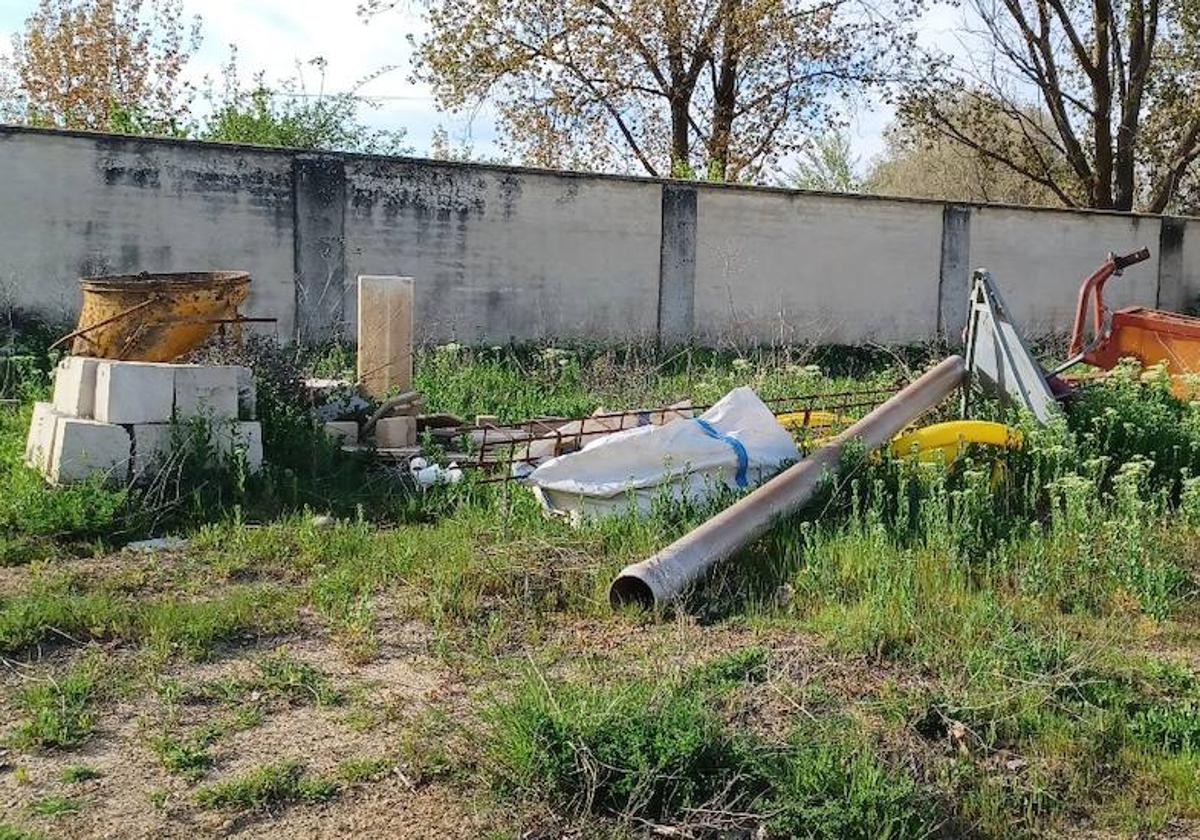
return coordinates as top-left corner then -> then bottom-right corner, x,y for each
962,269 -> 1060,423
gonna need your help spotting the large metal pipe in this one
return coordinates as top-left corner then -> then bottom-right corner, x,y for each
609,355 -> 968,609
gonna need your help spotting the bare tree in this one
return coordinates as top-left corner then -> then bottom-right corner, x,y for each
363,0 -> 918,181
898,0 -> 1200,212
870,92 -> 1070,205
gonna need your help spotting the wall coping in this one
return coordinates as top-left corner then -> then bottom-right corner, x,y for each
2,121 -> 1194,222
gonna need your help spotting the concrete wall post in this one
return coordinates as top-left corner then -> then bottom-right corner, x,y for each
293,155 -> 347,343
657,184 -> 697,345
937,205 -> 972,345
1158,217 -> 1187,311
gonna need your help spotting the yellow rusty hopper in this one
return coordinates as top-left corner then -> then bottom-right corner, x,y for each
58,272 -> 251,362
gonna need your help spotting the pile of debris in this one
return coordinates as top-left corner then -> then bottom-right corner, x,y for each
24,269 -> 266,486
26,357 -> 260,484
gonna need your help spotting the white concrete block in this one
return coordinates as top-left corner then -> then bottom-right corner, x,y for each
94,361 -> 175,424
174,365 -> 239,421
375,416 -> 416,448
128,423 -> 174,478
48,417 -> 131,485
25,401 -> 60,472
235,366 -> 257,420
324,421 -> 358,446
52,357 -> 100,418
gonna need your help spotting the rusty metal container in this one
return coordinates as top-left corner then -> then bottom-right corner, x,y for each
63,271 -> 251,362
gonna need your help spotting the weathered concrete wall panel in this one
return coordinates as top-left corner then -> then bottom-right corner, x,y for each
2,126 -> 1196,349
1175,220 -> 1200,313
294,155 -> 346,343
692,190 -> 944,344
968,207 -> 1161,334
0,130 -> 295,336
342,158 -> 662,343
658,185 -> 698,344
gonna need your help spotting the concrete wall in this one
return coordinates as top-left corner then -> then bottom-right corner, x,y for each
968,207 -> 1161,334
0,124 -> 1194,347
342,157 -> 662,343
0,129 -> 296,337
693,189 -> 944,345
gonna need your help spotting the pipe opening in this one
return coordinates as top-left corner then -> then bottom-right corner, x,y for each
609,575 -> 655,610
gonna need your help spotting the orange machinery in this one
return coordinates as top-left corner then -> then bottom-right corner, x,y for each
1062,248 -> 1200,391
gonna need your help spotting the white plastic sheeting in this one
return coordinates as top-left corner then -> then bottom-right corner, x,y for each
526,386 -> 798,519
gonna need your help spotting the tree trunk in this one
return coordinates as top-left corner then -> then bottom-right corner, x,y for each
670,93 -> 690,173
708,0 -> 739,181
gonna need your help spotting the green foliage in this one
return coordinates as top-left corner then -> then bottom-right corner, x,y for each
59,765 -> 102,783
0,825 -> 45,840
195,761 -> 338,811
11,659 -> 101,750
785,132 -> 861,193
151,732 -> 215,779
27,795 -> 82,817
199,53 -> 409,155
487,656 -> 936,836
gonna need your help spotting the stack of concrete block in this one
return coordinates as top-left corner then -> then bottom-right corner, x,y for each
25,357 -> 262,485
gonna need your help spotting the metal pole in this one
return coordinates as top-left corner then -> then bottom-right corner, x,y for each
609,355 -> 968,609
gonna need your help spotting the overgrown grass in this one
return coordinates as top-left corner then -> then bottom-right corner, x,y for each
10,656 -> 104,750
0,578 -> 299,658
194,760 -> 339,811
7,333 -> 1200,835
59,765 -> 102,783
487,652 -> 939,838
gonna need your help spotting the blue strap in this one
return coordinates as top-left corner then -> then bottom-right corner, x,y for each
694,418 -> 749,488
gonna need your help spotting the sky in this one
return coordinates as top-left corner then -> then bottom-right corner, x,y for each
0,0 -> 970,175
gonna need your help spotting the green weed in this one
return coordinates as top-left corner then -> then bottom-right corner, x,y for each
0,581 -> 298,658
151,732 -> 216,779
59,765 -> 102,783
11,658 -> 102,750
195,761 -> 338,811
487,656 -> 937,837
0,824 -> 45,840
336,756 -> 395,784
27,795 -> 82,817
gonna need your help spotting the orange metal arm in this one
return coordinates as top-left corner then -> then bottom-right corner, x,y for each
1068,248 -> 1151,357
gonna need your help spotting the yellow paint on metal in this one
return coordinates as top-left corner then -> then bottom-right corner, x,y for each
777,410 -> 854,432
889,420 -> 1022,464
70,272 -> 250,362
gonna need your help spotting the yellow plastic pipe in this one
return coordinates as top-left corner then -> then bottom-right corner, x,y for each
889,420 -> 1022,464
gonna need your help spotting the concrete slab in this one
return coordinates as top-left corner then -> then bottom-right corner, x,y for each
128,423 -> 174,479
25,401 -> 60,472
52,356 -> 100,418
375,416 -> 416,448
48,417 -> 131,485
235,366 -> 257,420
174,365 -> 239,421
324,421 -> 358,446
94,361 -> 175,424
357,275 -> 413,400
